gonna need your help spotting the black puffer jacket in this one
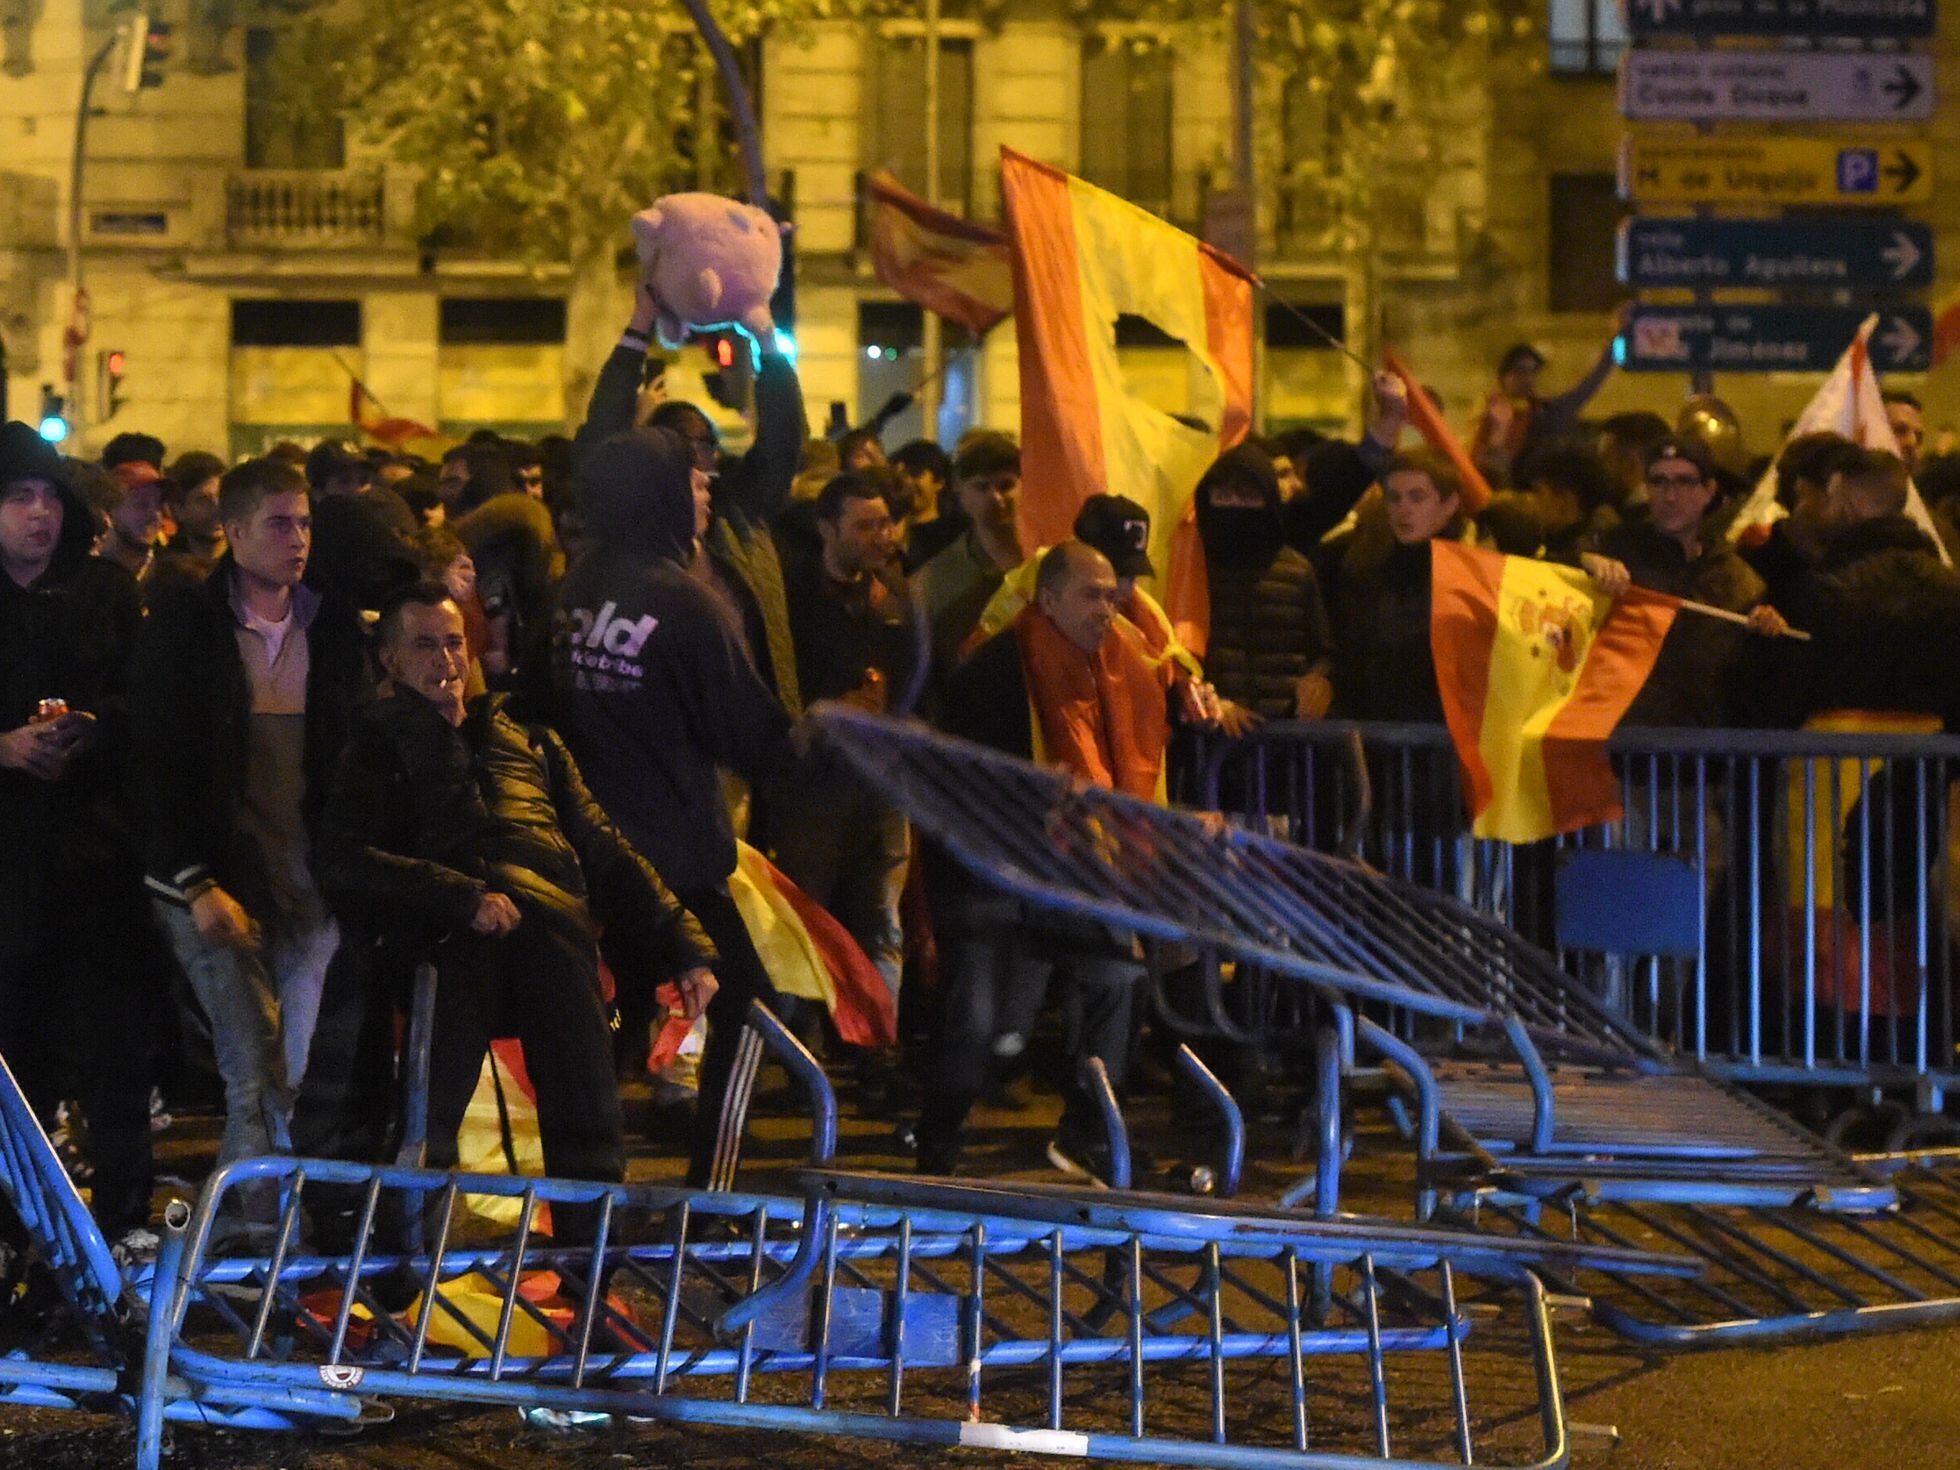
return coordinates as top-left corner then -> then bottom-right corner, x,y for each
1582,521 -> 1768,728
1330,528 -> 1447,724
129,555 -> 370,912
0,430 -> 143,957
1785,515 -> 1960,726
317,689 -> 711,981
1195,446 -> 1334,719
549,427 -> 794,892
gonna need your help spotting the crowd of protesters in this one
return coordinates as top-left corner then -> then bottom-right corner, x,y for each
8,293 -> 1960,1257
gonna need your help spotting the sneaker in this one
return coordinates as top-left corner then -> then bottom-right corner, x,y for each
148,1088 -> 173,1135
1045,1132 -> 1159,1190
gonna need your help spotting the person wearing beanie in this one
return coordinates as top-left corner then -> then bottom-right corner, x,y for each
547,425 -> 794,1185
0,422 -> 157,1252
1577,435 -> 1789,727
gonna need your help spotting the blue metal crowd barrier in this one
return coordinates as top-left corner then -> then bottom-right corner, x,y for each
0,998 -> 1680,1470
1203,720 -> 1960,1112
813,708 -> 1960,1346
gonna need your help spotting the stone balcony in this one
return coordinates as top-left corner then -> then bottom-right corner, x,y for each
224,167 -> 416,251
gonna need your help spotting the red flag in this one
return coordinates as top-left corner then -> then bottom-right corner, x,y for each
1382,347 -> 1494,514
863,170 -> 1014,337
350,379 -> 437,449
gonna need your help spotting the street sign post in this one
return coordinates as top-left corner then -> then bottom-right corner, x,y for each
1619,50 -> 1933,123
1626,0 -> 1934,39
1619,218 -> 1934,290
1621,306 -> 1931,373
1620,136 -> 1931,205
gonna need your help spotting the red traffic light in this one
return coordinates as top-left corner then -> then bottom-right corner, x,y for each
714,336 -> 735,369
106,350 -> 126,376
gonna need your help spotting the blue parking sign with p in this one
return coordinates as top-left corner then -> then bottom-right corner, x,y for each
1838,150 -> 1879,193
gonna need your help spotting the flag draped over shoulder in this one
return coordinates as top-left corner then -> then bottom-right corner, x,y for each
863,170 -> 1015,337
1430,541 -> 1678,843
1382,347 -> 1493,514
1728,316 -> 1948,563
1000,147 -> 1254,655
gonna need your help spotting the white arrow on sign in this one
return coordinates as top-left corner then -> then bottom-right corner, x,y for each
1880,232 -> 1923,282
1619,50 -> 1937,123
1880,316 -> 1923,364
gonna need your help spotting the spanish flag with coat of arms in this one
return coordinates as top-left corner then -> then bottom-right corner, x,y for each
1431,541 -> 1678,843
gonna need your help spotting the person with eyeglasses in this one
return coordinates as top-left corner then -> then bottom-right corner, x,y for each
1577,435 -> 1788,729
572,281 -> 808,719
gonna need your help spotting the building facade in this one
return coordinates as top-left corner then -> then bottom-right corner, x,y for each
2,0 -> 1955,460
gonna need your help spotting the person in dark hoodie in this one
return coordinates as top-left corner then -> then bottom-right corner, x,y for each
0,421 -> 155,1249
1193,444 -> 1335,725
549,425 -> 793,1183
574,283 -> 807,718
1784,447 -> 1960,726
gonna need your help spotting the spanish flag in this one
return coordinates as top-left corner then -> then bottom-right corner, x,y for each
1431,541 -> 1678,843
1382,347 -> 1493,514
863,171 -> 1015,338
1000,147 -> 1254,654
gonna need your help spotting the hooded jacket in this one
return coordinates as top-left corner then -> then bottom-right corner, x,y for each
1194,446 -> 1334,719
549,428 -> 795,893
573,340 -> 806,714
1785,514 -> 1960,726
0,425 -> 144,957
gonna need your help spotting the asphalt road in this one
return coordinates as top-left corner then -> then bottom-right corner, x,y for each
7,1059 -> 1960,1469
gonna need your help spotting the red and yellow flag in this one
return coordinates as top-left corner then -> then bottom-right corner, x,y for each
1382,347 -> 1494,514
863,170 -> 1015,338
1430,541 -> 1677,843
1000,146 -> 1254,654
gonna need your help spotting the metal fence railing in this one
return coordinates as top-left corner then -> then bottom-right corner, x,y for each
1201,721 -> 1960,1104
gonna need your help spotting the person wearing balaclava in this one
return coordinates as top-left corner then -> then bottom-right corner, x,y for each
1192,444 -> 1335,728
548,425 -> 794,1185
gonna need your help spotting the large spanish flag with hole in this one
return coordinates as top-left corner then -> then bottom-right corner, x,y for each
1000,147 -> 1254,655
1431,541 -> 1678,843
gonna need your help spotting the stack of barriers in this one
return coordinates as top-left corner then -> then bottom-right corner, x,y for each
1200,719 -> 1960,1142
0,1000 -> 1680,1469
812,708 -> 1960,1349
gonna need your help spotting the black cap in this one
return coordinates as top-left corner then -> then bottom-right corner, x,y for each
0,420 -> 68,491
1073,493 -> 1154,579
1645,435 -> 1716,481
1498,342 -> 1547,376
304,438 -> 373,491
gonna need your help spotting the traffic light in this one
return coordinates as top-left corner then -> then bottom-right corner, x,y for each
766,196 -> 796,341
100,349 -> 128,419
700,331 -> 754,413
120,13 -> 171,93
37,385 -> 70,445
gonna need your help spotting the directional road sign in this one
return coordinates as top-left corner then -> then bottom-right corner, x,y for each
1620,50 -> 1934,123
1620,136 -> 1931,205
1621,306 -> 1932,373
1626,0 -> 1935,40
1619,218 -> 1934,290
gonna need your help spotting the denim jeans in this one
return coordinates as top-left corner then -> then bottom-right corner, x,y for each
154,900 -> 338,1175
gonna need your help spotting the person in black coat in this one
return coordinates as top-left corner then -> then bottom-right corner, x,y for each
549,425 -> 794,1184
0,421 -> 154,1243
1193,445 -> 1334,725
320,584 -> 715,1236
130,458 -> 371,1210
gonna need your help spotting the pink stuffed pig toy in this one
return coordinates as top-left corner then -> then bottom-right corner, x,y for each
630,192 -> 784,350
